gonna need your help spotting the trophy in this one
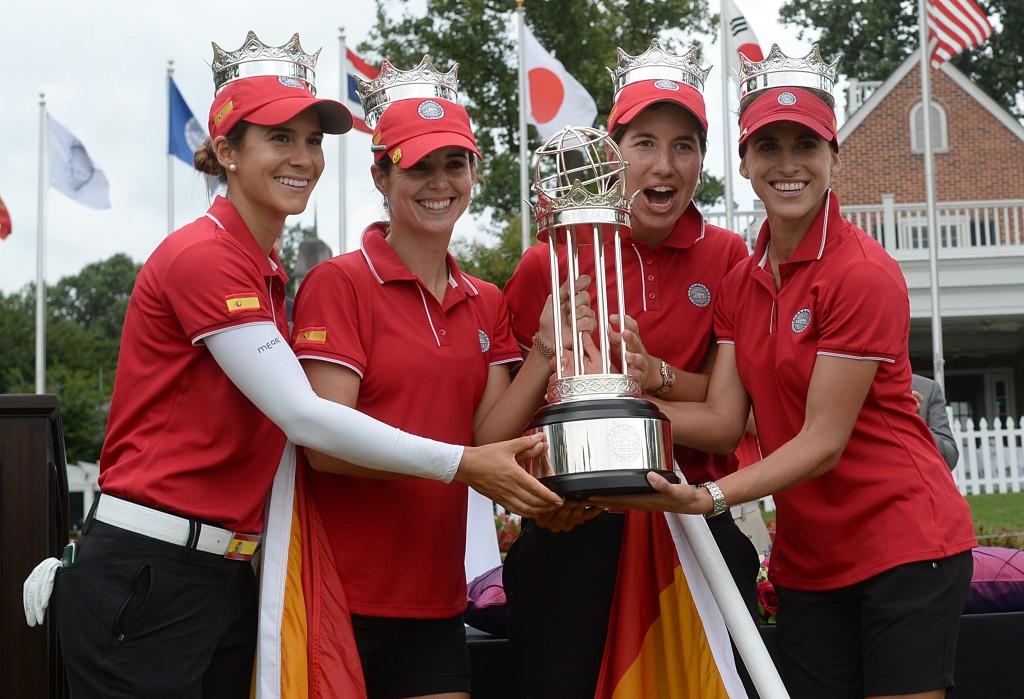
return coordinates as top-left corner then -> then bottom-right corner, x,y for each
524,126 -> 676,497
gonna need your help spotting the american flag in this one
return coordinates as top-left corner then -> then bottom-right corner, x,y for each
927,0 -> 994,69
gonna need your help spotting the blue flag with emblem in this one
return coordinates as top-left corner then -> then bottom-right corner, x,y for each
169,76 -> 206,165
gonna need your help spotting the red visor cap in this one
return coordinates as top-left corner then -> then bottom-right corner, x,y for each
209,75 -> 352,139
608,79 -> 708,132
738,87 -> 838,156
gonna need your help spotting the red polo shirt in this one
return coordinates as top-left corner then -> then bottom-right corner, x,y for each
100,196 -> 290,533
715,190 -> 976,590
291,223 -> 521,618
504,203 -> 750,484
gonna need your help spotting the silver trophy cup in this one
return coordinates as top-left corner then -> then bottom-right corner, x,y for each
525,126 -> 675,497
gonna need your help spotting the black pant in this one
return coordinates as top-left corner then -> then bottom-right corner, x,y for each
53,520 -> 258,699
503,512 -> 760,699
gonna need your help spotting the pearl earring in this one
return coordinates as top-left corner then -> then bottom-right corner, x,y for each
228,163 -> 237,172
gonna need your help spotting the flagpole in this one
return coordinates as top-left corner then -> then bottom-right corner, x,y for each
516,0 -> 530,254
35,92 -> 48,395
167,60 -> 176,236
339,26 -> 348,254
917,0 -> 945,390
719,0 -> 735,232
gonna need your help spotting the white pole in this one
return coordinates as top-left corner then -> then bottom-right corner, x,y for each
672,511 -> 790,698
35,93 -> 48,395
917,2 -> 945,390
516,0 -> 531,254
167,60 -> 175,236
720,0 -> 736,232
339,26 -> 349,254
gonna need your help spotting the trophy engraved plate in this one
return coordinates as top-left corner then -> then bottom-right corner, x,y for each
525,127 -> 676,497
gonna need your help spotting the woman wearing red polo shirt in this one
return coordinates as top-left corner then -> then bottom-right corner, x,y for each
288,58 -> 581,699
501,41 -> 756,699
38,35 -> 558,699
593,45 -> 977,699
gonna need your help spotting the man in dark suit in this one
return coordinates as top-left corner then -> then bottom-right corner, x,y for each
912,374 -> 960,470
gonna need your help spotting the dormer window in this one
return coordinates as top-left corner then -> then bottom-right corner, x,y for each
910,101 -> 949,153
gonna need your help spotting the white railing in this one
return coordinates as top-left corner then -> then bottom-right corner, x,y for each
705,198 -> 1024,262
760,413 -> 1024,512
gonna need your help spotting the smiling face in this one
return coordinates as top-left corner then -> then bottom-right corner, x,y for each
219,108 -> 324,229
612,103 -> 705,245
739,120 -> 841,233
371,146 -> 475,240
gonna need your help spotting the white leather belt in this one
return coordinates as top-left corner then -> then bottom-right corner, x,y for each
95,495 -> 260,560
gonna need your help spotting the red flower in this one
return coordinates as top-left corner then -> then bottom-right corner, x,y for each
757,580 -> 779,622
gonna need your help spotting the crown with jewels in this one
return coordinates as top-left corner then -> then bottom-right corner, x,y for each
211,31 -> 321,94
738,43 -> 839,107
608,40 -> 711,99
356,55 -> 459,130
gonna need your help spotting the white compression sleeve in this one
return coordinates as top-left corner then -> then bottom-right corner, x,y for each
203,323 -> 462,482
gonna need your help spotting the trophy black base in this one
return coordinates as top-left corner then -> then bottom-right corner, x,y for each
540,468 -> 680,499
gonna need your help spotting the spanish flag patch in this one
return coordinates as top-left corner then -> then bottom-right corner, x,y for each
214,100 -> 234,127
225,295 -> 261,313
296,327 -> 327,343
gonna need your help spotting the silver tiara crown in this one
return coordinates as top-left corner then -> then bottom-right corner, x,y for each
211,31 -> 321,95
609,40 -> 711,100
356,55 -> 459,130
738,43 -> 838,107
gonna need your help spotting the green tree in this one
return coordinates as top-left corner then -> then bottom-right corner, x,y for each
779,0 -> 1024,119
364,0 -> 718,221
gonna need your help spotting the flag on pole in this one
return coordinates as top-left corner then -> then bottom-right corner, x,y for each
255,445 -> 366,699
595,511 -> 748,698
0,196 -> 11,239
926,0 -> 994,69
345,49 -> 378,134
47,115 -> 110,209
724,0 -> 764,85
521,24 -> 597,140
169,76 -> 207,165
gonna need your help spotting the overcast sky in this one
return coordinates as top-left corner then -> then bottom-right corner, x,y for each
0,0 -> 819,295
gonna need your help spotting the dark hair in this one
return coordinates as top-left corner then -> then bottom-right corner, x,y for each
193,122 -> 251,183
610,102 -> 708,156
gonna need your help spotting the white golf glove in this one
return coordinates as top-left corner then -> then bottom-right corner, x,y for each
23,557 -> 62,627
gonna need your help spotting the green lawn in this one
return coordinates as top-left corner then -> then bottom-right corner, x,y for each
966,490 -> 1024,548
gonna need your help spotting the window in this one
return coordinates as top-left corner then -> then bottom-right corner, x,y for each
910,101 -> 949,153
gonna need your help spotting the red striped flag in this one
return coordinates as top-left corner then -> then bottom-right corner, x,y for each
0,196 -> 11,239
254,446 -> 367,699
927,0 -> 994,69
595,511 -> 747,698
345,49 -> 379,134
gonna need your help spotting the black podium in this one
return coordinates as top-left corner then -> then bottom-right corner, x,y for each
0,395 -> 70,699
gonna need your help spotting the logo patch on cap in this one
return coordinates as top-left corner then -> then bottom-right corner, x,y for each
278,76 -> 305,90
214,100 -> 234,127
653,79 -> 680,91
688,283 -> 711,308
391,148 -> 402,164
478,329 -> 491,353
417,100 -> 445,120
778,91 -> 798,106
791,308 -> 812,333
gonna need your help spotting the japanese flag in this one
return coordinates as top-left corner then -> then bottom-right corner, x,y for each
522,24 -> 597,140
725,0 -> 764,85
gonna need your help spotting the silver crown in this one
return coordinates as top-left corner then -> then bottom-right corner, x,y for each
211,31 -> 320,94
608,40 -> 711,100
356,55 -> 459,130
738,43 -> 839,107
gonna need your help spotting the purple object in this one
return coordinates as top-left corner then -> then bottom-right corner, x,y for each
964,547 -> 1024,614
465,565 -> 508,637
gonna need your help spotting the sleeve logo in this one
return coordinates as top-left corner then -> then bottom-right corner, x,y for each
225,295 -> 261,313
296,327 -> 328,344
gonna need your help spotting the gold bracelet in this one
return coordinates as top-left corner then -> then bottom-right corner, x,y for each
532,333 -> 555,360
650,359 -> 676,396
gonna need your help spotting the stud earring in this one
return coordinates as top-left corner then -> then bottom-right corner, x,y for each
228,163 -> 237,172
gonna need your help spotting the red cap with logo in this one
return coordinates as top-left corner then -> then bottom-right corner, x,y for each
209,75 -> 352,139
738,87 -> 838,155
608,79 -> 708,133
371,98 -> 482,168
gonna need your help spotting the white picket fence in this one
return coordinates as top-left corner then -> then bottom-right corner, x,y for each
759,414 -> 1024,512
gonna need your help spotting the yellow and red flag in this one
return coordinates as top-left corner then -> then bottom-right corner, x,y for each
254,445 -> 367,699
595,510 -> 748,698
